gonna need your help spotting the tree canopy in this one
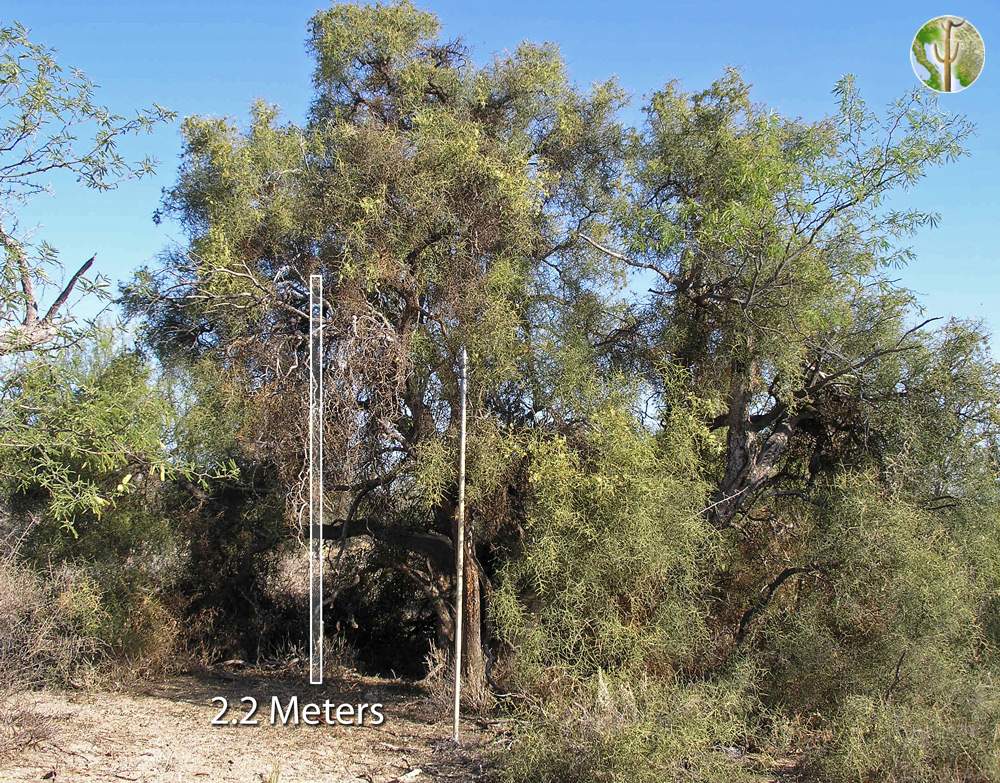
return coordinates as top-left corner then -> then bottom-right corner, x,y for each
4,4 -> 997,781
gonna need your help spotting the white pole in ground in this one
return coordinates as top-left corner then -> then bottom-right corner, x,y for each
309,274 -> 324,685
452,347 -> 468,742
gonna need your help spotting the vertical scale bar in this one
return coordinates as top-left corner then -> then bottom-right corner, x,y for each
452,347 -> 468,742
309,274 -> 324,685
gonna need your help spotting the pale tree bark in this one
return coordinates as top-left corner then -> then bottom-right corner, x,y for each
707,364 -> 796,527
706,319 -> 939,528
0,252 -> 96,359
461,543 -> 485,687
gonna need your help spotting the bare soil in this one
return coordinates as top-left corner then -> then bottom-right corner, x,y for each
1,672 -> 494,782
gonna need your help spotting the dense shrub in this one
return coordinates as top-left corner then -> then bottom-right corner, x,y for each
817,686 -> 1000,783
0,545 -> 102,758
492,395 -> 772,781
494,398 -> 1000,782
501,669 -> 767,783
0,554 -> 100,693
735,475 -> 1000,780
493,397 -> 716,683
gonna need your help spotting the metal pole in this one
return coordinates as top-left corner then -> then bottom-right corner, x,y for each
452,347 -> 468,742
309,275 -> 324,685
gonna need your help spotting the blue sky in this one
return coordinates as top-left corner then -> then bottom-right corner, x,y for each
5,1 -> 999,334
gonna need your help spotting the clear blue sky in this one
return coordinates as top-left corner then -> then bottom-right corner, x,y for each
6,1 -> 999,334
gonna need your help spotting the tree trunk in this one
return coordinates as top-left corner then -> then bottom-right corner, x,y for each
709,363 -> 796,527
320,506 -> 486,682
461,547 -> 485,688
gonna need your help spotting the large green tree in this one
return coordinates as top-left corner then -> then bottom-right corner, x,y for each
503,70 -> 1000,781
125,5 -> 1000,778
127,0 -> 623,683
590,70 -> 982,528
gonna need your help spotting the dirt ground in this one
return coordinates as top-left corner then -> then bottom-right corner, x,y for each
1,672 -> 495,782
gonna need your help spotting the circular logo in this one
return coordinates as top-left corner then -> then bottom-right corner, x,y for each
911,16 -> 985,93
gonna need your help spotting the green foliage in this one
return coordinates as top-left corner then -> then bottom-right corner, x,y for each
620,69 -> 970,397
494,63 -> 995,783
0,335 -> 224,672
0,22 -> 170,197
0,332 -> 180,529
124,0 -> 627,679
0,24 -> 187,682
747,473 -> 999,780
26,5 -> 995,782
494,389 -> 716,681
308,0 -> 444,119
492,382 -> 767,781
818,683 -> 1000,783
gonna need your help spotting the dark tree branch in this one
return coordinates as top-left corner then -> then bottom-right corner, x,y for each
42,254 -> 96,324
736,563 -> 822,644
321,517 -> 454,573
884,648 -> 908,701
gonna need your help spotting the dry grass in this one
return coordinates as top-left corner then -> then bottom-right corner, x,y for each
0,537 -> 101,761
0,702 -> 54,763
419,643 -> 494,717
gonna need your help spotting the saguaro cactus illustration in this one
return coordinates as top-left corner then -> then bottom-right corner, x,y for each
933,17 -> 965,92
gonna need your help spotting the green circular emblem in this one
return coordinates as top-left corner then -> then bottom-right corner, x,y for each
911,16 -> 985,93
